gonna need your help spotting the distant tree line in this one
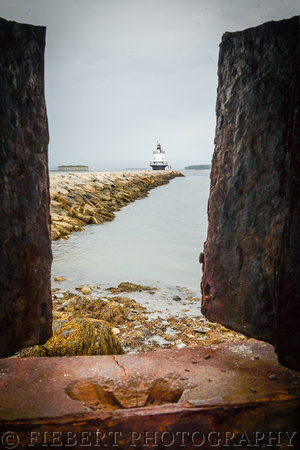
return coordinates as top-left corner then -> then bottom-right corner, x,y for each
185,164 -> 211,170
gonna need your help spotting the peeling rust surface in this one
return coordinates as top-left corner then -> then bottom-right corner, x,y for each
200,15 -> 300,371
0,17 -> 52,357
0,341 -> 299,448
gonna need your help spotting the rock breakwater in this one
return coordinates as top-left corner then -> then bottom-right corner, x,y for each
50,170 -> 183,240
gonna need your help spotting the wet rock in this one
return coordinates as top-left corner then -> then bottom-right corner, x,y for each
57,300 -> 72,311
54,276 -> 66,282
175,339 -> 186,349
0,18 -> 52,357
201,16 -> 300,370
81,285 -> 93,295
193,327 -> 211,334
17,318 -> 124,357
107,282 -> 157,294
52,221 -> 71,236
100,302 -> 126,325
51,228 -> 61,240
83,204 -> 96,214
55,296 -> 105,317
13,345 -> 48,358
72,211 -> 92,224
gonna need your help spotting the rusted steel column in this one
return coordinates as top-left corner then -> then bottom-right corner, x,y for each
201,16 -> 300,370
0,17 -> 52,357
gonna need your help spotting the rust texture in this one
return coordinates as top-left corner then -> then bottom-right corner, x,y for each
0,17 -> 52,357
201,16 -> 300,370
0,341 -> 299,448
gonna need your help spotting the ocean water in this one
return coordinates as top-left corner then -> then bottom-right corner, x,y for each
51,170 -> 211,296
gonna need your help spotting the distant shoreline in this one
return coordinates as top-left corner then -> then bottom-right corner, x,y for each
185,165 -> 211,170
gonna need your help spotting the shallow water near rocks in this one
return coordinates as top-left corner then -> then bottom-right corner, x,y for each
62,282 -> 203,320
51,170 -> 210,314
49,283 -> 246,354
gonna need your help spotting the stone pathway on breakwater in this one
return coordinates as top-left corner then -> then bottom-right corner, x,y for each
50,170 -> 183,240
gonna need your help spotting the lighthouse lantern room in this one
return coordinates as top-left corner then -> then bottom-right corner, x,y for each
150,142 -> 169,170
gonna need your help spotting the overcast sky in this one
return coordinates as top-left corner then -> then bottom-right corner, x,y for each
1,1 -> 299,170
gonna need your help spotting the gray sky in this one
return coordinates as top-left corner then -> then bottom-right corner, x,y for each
1,1 -> 299,170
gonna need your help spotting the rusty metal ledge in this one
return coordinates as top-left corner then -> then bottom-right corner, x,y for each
0,340 -> 299,449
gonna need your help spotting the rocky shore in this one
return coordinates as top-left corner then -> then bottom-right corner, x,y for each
50,170 -> 183,240
14,280 -> 247,357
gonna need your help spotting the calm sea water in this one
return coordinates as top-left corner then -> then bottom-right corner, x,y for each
51,170 -> 211,295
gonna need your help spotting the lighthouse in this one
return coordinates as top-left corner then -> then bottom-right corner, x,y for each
150,142 -> 169,170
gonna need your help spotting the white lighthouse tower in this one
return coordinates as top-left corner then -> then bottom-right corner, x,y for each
150,142 -> 169,170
